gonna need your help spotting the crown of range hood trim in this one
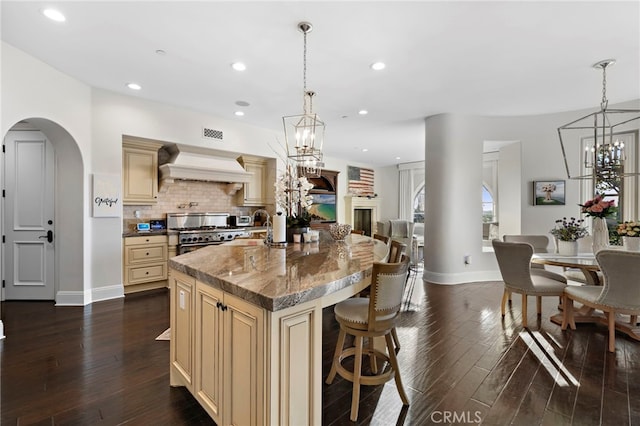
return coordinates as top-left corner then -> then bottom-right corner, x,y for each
158,144 -> 253,184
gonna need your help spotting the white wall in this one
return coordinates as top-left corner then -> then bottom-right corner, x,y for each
497,142 -> 521,237
423,100 -> 640,284
1,42 -> 91,303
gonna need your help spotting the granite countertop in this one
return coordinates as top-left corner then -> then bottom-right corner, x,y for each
168,232 -> 389,311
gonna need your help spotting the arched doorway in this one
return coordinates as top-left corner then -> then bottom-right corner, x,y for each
2,118 -> 85,306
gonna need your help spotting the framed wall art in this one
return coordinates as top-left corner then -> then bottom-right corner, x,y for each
533,180 -> 565,206
347,165 -> 374,196
92,173 -> 121,217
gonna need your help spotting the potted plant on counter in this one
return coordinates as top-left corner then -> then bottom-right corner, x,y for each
550,217 -> 588,256
274,162 -> 315,242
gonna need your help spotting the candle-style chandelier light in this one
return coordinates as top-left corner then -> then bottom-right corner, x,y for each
282,21 -> 325,178
557,59 -> 640,188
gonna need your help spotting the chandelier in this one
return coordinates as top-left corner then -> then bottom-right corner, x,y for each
557,59 -> 640,187
282,21 -> 325,178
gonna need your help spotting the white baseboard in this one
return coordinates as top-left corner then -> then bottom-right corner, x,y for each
422,269 -> 503,285
55,290 -> 89,306
91,284 -> 125,303
55,285 -> 124,306
0,320 -> 5,339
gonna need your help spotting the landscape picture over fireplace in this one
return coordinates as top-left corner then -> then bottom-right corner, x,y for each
308,193 -> 336,222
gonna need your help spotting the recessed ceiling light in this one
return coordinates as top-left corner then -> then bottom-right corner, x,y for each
155,49 -> 166,56
234,111 -> 245,117
126,83 -> 142,91
358,110 -> 368,115
370,62 -> 386,71
362,148 -> 369,152
42,8 -> 66,22
235,100 -> 250,107
231,62 -> 247,71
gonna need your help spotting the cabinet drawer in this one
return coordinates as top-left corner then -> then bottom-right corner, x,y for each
125,235 -> 167,246
126,244 -> 168,264
126,263 -> 168,285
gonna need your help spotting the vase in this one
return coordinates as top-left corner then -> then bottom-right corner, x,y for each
624,236 -> 640,251
592,217 -> 609,254
557,240 -> 578,256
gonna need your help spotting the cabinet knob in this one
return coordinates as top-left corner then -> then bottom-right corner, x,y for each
145,272 -> 149,275
146,252 -> 150,256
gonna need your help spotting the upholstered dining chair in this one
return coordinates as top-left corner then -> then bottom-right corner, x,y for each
326,255 -> 411,421
562,250 -> 640,352
502,235 -> 567,302
351,229 -> 365,235
492,240 -> 568,328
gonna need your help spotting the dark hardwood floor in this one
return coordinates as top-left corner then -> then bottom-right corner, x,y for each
2,274 -> 639,425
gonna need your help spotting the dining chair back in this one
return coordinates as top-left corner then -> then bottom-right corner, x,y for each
503,235 -> 550,253
563,250 -> 640,352
492,240 -> 567,328
373,233 -> 390,245
326,255 -> 411,421
388,240 -> 407,263
596,250 -> 640,307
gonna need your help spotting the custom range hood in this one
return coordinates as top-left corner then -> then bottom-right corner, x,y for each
159,144 -> 252,190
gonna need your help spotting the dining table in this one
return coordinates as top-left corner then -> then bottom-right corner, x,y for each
531,252 -> 601,285
531,250 -> 640,342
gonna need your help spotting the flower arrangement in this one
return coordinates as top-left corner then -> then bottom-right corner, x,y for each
579,194 -> 616,218
616,221 -> 640,237
550,217 -> 588,242
273,161 -> 314,228
541,183 -> 556,193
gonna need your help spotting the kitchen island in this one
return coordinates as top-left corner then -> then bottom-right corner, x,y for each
168,232 -> 388,426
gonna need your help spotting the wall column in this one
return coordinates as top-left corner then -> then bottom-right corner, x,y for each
423,114 -> 489,284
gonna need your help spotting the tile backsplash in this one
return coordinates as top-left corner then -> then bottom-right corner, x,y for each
122,180 -> 257,220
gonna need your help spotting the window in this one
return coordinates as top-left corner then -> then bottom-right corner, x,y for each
482,186 -> 495,223
413,186 -> 424,223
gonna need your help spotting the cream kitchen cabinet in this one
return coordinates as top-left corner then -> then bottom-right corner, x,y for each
236,156 -> 275,207
170,271 -> 265,426
170,269 -> 194,391
122,138 -> 163,205
123,235 -> 168,294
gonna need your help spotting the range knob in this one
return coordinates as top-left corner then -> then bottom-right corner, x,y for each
198,236 -> 203,241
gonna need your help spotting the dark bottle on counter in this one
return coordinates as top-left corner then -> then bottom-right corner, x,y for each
254,212 -> 263,227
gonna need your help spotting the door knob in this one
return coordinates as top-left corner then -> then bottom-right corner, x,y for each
38,230 -> 54,243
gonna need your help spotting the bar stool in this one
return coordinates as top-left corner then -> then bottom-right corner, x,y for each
326,255 -> 410,421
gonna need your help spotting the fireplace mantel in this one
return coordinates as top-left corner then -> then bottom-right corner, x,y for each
344,196 -> 381,235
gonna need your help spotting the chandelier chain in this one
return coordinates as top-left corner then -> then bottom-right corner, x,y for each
303,29 -> 307,114
601,63 -> 608,108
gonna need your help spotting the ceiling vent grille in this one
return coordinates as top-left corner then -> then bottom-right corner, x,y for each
202,127 -> 223,140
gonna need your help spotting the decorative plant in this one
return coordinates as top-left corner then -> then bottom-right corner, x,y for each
579,194 -> 616,218
616,221 -> 640,237
272,141 -> 315,227
550,217 -> 588,242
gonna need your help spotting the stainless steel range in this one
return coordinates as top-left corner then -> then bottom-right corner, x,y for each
167,212 -> 250,254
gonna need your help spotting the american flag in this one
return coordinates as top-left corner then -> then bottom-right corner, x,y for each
347,166 -> 374,196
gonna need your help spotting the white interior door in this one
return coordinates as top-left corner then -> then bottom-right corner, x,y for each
3,131 -> 55,300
